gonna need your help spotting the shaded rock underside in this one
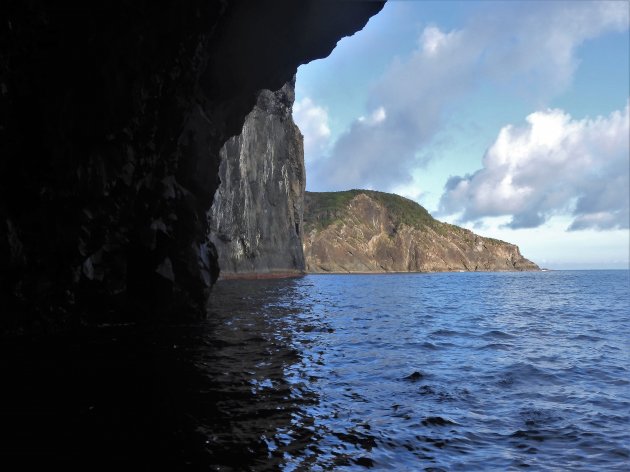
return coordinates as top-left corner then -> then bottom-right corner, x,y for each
0,0 -> 385,333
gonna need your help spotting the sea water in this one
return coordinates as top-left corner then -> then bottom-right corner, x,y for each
204,271 -> 630,470
1,271 -> 628,470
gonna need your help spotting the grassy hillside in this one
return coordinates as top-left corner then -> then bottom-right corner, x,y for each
304,190 -> 437,230
304,189 -> 510,246
303,190 -> 539,273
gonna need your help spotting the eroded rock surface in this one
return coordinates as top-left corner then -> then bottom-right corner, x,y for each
208,79 -> 305,277
304,191 -> 540,273
0,1 -> 384,332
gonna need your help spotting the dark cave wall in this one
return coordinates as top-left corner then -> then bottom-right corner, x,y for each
0,0 -> 385,332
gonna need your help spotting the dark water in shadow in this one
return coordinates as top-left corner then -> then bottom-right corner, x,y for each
1,271 -> 628,470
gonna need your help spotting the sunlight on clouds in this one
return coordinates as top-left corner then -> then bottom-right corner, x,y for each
292,97 -> 331,162
358,106 -> 387,125
440,102 -> 630,230
420,26 -> 460,57
304,0 -> 628,193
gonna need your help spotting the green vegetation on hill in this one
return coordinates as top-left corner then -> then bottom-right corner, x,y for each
303,189 -> 539,272
305,189 -> 438,231
304,190 -> 516,247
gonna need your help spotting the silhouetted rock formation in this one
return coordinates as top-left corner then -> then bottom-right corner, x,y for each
208,79 -> 305,278
304,191 -> 540,273
0,1 -> 384,333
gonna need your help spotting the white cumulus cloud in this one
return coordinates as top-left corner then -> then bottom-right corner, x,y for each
292,97 -> 331,163
420,25 -> 461,57
439,103 -> 630,230
358,106 -> 387,125
306,1 -> 629,192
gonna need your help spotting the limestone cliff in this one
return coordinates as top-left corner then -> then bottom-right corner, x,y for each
208,79 -> 305,277
304,191 -> 539,273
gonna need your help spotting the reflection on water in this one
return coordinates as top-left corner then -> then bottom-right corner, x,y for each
0,278 -> 320,469
200,279 -> 322,469
205,278 -> 382,469
1,271 -> 629,470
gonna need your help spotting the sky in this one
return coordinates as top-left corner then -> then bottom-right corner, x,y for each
293,0 -> 630,270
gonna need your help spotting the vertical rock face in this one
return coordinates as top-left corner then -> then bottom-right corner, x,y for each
209,79 -> 305,277
0,1 -> 385,333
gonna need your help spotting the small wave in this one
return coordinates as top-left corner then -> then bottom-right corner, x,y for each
421,341 -> 440,350
421,416 -> 458,427
509,424 -> 591,450
496,363 -> 560,387
430,329 -> 461,337
519,408 -> 562,428
403,371 -> 425,382
352,457 -> 375,467
571,334 -> 604,342
510,429 -> 547,442
332,430 -> 378,450
477,342 -> 512,351
418,384 -> 471,402
480,330 -> 516,339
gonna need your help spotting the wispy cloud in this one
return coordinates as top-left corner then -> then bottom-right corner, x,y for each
303,1 -> 628,192
439,103 -> 630,231
292,97 -> 331,163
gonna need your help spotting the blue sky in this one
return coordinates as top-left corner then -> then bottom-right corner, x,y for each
293,0 -> 629,270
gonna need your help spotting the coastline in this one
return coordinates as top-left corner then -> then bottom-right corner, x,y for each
305,268 -> 542,275
219,268 -> 543,279
218,271 -> 306,281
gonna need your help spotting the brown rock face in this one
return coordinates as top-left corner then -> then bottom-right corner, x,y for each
0,1 -> 385,332
208,79 -> 305,277
304,191 -> 540,273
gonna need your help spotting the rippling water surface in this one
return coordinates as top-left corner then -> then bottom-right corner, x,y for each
1,271 -> 628,470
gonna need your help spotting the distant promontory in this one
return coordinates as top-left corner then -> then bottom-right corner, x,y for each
303,190 -> 540,273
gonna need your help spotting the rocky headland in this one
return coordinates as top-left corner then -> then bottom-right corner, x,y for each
304,190 -> 540,273
208,78 -> 305,278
